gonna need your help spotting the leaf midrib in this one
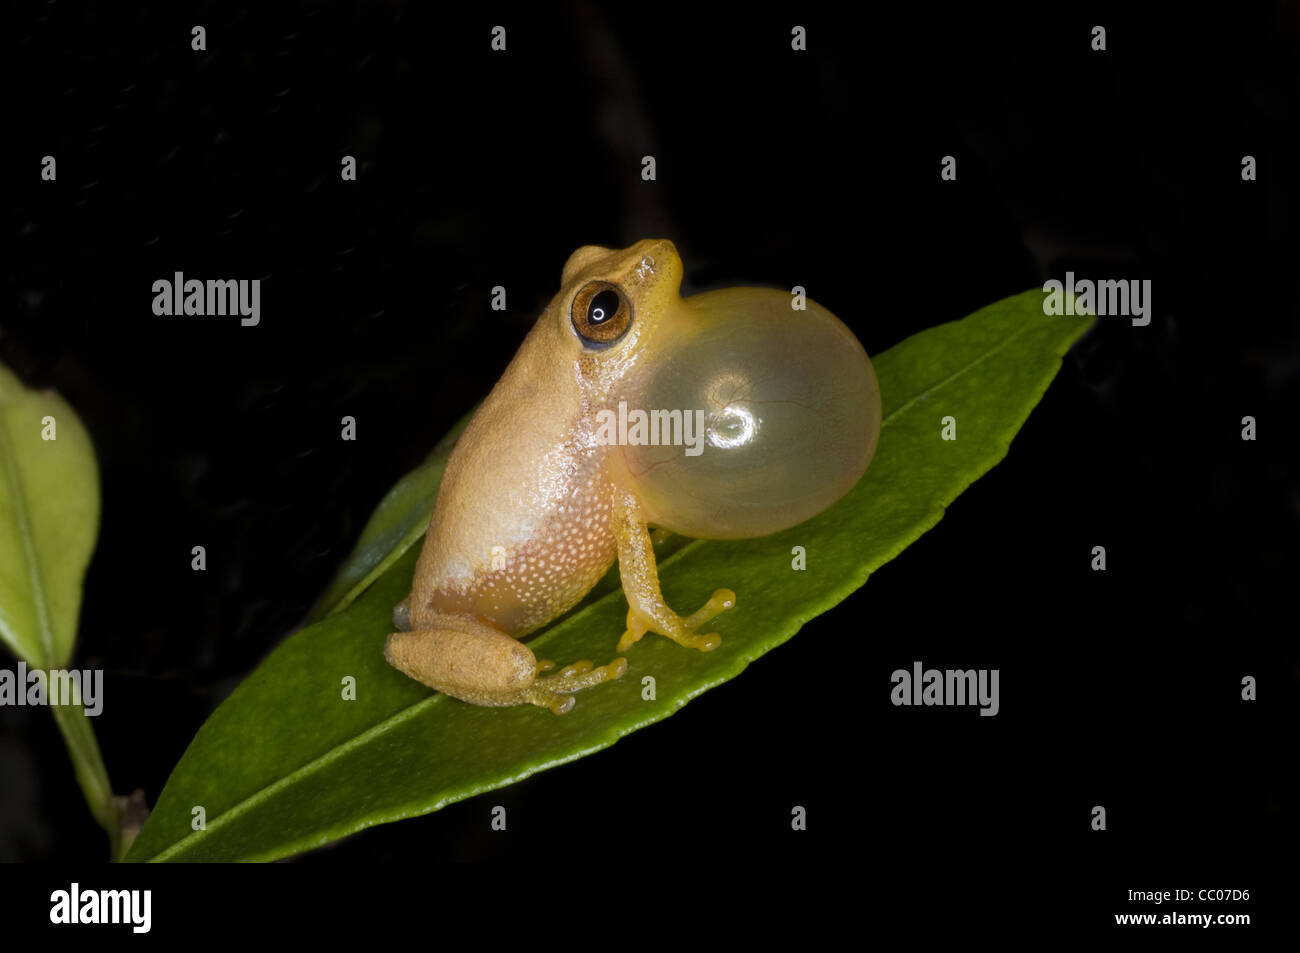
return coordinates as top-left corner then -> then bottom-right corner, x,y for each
0,408 -> 56,666
882,319 -> 1035,427
138,317 -> 1042,862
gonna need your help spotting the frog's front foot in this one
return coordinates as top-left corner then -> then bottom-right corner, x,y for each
617,588 -> 736,653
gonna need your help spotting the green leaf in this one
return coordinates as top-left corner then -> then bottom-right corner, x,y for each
0,363 -> 100,668
0,362 -> 118,844
125,289 -> 1092,863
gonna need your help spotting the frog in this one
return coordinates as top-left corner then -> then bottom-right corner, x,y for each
384,239 -> 881,713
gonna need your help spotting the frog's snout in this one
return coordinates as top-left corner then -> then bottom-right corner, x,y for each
637,237 -> 677,267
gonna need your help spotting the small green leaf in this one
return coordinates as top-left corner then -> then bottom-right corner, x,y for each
0,362 -> 118,845
125,289 -> 1092,863
0,363 -> 100,669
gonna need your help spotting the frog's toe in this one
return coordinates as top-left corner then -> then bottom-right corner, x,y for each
392,595 -> 413,632
524,689 -> 577,715
617,610 -> 649,652
522,656 -> 628,714
688,589 -> 736,629
677,588 -> 735,650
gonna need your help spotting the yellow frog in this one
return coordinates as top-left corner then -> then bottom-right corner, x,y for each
385,239 -> 881,712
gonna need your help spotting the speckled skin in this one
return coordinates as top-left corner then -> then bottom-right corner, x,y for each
384,239 -> 881,713
413,419 -> 618,637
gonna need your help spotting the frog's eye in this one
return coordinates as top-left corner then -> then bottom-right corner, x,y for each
570,281 -> 632,348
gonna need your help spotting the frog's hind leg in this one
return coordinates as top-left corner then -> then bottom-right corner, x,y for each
612,490 -> 736,653
384,612 -> 626,714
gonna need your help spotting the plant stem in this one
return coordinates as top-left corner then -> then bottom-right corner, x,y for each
49,701 -> 122,860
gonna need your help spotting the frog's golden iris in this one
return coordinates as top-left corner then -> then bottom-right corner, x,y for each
385,239 -> 881,712
570,279 -> 632,346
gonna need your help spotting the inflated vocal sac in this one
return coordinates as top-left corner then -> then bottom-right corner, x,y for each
613,286 -> 881,540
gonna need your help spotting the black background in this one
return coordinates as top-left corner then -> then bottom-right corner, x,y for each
5,0 -> 1297,935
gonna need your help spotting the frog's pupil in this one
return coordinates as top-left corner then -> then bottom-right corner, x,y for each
589,289 -> 619,325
